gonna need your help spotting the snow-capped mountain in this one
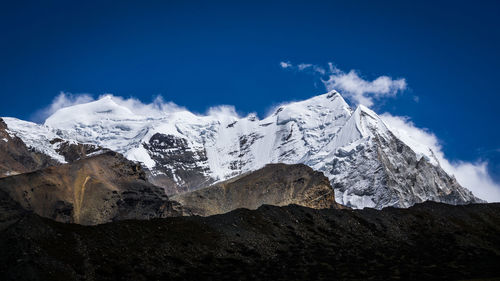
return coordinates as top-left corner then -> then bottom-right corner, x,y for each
2,91 -> 482,209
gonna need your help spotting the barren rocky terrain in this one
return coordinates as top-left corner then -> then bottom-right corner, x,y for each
0,151 -> 180,225
1,201 -> 499,280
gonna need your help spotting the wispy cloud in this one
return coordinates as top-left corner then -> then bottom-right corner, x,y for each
34,92 -> 240,123
98,94 -> 186,117
279,61 -> 292,69
381,113 -> 500,202
207,105 -> 240,119
280,61 -> 407,106
31,92 -> 94,123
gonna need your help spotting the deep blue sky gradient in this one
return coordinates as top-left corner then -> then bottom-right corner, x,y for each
0,0 -> 499,179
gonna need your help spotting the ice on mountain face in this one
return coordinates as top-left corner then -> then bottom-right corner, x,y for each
3,118 -> 67,163
3,90 -> 482,208
126,146 -> 156,169
202,91 -> 353,182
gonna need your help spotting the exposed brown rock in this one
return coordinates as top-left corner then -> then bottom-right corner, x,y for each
0,151 -> 179,225
172,163 -> 344,216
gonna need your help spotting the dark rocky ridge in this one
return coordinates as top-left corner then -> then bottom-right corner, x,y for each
0,202 -> 499,280
0,151 -> 180,225
173,163 -> 344,216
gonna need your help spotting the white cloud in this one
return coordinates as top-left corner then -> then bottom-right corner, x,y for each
323,70 -> 407,107
313,65 -> 326,75
297,63 -> 313,71
36,92 -> 243,123
32,92 -> 94,122
33,92 -> 189,122
99,94 -> 186,118
279,61 -> 292,69
207,105 -> 240,120
281,61 -> 406,106
381,113 -> 500,202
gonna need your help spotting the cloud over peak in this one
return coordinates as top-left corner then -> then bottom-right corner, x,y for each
34,92 -> 242,123
280,61 -> 407,106
31,92 -> 94,123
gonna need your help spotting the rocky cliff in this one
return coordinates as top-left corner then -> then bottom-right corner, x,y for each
173,163 -> 344,216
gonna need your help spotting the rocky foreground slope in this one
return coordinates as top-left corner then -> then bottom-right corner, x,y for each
1,202 -> 499,281
0,151 -> 180,225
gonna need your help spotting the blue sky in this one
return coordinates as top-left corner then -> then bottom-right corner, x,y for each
0,1 -> 499,189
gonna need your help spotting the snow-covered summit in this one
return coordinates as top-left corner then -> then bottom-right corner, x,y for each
3,90 -> 482,209
46,95 -> 144,128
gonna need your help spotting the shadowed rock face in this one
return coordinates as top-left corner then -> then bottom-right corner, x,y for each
144,133 -> 215,195
0,202 -> 499,280
0,151 -> 180,225
0,119 -> 59,177
0,189 -> 27,231
172,163 -> 344,216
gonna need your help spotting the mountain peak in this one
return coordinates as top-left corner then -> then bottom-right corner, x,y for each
326,89 -> 341,98
44,96 -> 139,128
2,90 -> 481,210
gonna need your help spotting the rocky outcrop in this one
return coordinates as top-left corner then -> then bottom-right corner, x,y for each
144,133 -> 214,195
172,163 -> 344,216
0,151 -> 179,225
